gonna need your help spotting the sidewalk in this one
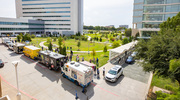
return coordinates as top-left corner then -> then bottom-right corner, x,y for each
0,76 -> 36,100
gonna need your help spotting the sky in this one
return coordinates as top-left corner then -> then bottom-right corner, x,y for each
0,0 -> 134,28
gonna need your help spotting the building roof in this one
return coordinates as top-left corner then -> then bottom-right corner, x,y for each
110,41 -> 138,54
25,46 -> 40,50
80,61 -> 96,67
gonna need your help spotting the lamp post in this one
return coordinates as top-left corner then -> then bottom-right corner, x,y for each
88,37 -> 90,54
12,61 -> 21,100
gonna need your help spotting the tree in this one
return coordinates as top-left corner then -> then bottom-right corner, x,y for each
103,46 -> 107,56
62,45 -> 67,56
91,48 -> 96,57
17,35 -> 22,42
112,41 -> 120,48
48,42 -> 53,51
125,28 -> 132,37
128,36 -> 132,42
100,38 -> 102,42
77,41 -> 81,51
169,59 -> 180,86
135,30 -> 180,86
58,36 -> 63,54
122,37 -> 129,45
47,37 -> 51,43
31,34 -> 35,38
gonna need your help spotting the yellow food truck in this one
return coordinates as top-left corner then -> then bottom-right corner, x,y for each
23,46 -> 41,59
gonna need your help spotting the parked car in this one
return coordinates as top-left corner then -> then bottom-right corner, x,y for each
125,56 -> 134,64
131,51 -> 137,57
36,34 -> 41,37
105,65 -> 123,82
0,59 -> 4,68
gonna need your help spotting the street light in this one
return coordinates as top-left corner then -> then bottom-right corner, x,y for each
88,37 -> 91,54
12,61 -> 21,100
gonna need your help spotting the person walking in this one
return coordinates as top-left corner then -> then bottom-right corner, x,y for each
96,57 -> 99,64
103,67 -> 105,77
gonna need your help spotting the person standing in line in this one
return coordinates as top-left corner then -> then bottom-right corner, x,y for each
94,66 -> 96,76
93,57 -> 95,63
82,56 -> 84,61
89,59 -> 91,63
97,68 -> 100,79
103,67 -> 105,77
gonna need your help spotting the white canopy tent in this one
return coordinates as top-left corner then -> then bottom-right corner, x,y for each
109,41 -> 138,63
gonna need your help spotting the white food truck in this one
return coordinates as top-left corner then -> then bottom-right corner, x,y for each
61,61 -> 93,89
2,38 -> 10,44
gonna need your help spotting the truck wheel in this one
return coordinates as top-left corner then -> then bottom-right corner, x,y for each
75,81 -> 79,86
48,66 -> 52,70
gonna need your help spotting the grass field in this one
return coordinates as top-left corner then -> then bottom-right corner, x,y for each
44,39 -> 112,51
151,75 -> 179,89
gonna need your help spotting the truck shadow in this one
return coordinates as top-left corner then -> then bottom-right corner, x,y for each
20,55 -> 38,64
60,76 -> 96,100
34,63 -> 61,83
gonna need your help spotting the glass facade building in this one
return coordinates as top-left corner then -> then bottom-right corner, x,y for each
132,0 -> 180,37
15,0 -> 83,35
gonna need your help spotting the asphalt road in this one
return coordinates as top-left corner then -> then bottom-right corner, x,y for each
0,40 -> 151,100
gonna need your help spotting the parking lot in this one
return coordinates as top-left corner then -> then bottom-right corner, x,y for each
0,40 -> 151,100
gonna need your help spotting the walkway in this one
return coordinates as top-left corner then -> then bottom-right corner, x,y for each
39,41 -> 110,53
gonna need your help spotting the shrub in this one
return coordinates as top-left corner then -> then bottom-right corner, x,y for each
122,37 -> 129,45
31,34 -> 35,38
112,41 -> 120,48
47,37 -> 51,43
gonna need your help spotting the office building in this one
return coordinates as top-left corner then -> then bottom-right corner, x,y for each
0,17 -> 44,36
132,0 -> 180,38
119,25 -> 129,29
0,0 -> 83,36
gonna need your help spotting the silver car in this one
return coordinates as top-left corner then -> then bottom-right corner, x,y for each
105,65 -> 123,82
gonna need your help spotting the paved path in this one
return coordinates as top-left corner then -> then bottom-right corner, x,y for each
39,41 -> 110,53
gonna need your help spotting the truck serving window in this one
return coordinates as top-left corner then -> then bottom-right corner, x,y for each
71,70 -> 77,79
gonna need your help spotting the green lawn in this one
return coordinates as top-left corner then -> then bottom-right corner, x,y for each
30,37 -> 47,48
44,39 -> 112,51
70,51 -> 109,68
151,75 -> 179,89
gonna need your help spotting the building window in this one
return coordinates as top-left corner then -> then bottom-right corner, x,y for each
22,2 -> 70,6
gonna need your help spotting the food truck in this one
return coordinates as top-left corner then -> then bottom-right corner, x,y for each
38,50 -> 66,71
8,42 -> 14,50
13,43 -> 25,54
2,38 -> 10,44
62,61 -> 93,88
23,46 -> 41,59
